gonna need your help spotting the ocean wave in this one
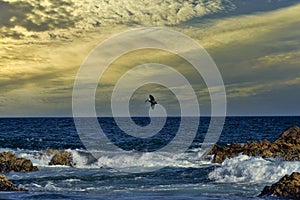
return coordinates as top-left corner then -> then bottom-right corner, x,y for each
70,149 -> 212,171
0,147 -> 211,170
208,154 -> 300,184
4,147 -> 300,181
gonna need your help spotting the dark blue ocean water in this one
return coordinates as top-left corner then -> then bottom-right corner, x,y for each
1,116 -> 299,150
0,116 -> 300,200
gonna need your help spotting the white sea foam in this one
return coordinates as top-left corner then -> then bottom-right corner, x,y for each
4,147 -> 299,183
68,149 -> 92,168
208,155 -> 300,183
64,178 -> 81,182
0,147 -> 15,153
44,181 -> 61,191
1,147 -> 209,170
69,149 -> 211,171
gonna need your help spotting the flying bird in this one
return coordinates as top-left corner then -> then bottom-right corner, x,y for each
145,94 -> 157,109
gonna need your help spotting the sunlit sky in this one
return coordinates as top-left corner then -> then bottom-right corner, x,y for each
0,0 -> 300,117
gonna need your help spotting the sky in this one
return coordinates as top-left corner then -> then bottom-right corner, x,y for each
0,0 -> 300,117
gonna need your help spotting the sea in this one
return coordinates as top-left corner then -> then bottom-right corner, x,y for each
0,116 -> 300,200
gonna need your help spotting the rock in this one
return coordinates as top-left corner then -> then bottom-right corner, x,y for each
49,151 -> 73,167
0,152 -> 38,172
243,141 -> 273,157
208,143 -> 243,163
274,126 -> 300,145
0,174 -> 27,191
208,126 -> 300,163
274,126 -> 300,161
259,172 -> 300,199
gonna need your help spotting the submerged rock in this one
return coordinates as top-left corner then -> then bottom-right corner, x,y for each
0,174 -> 27,191
208,126 -> 300,163
49,151 -> 73,167
259,172 -> 300,199
0,152 -> 38,172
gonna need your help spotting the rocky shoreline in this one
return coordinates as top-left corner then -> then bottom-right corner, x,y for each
208,125 -> 300,198
1,126 -> 300,198
0,174 -> 27,191
259,172 -> 300,199
0,150 -> 73,191
0,151 -> 37,191
0,152 -> 38,173
208,126 -> 300,163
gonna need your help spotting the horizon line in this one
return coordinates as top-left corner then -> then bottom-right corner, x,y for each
0,115 -> 300,118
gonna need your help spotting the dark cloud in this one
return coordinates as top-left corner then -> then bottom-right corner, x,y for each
0,0 -> 235,38
0,1 -> 32,27
0,0 -> 77,34
2,0 -> 299,39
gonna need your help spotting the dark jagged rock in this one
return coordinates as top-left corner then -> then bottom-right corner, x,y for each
0,174 -> 27,191
49,151 -> 73,167
259,172 -> 300,199
208,126 -> 300,163
274,126 -> 300,161
0,152 -> 38,172
208,143 -> 243,163
274,126 -> 300,145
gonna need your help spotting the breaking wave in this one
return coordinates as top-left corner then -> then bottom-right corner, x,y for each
208,154 -> 300,184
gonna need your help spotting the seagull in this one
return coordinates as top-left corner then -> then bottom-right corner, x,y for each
145,94 -> 157,109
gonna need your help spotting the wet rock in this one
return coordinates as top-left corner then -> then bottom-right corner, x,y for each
274,126 -> 300,161
49,151 -> 73,167
259,172 -> 300,199
0,174 -> 27,191
274,126 -> 300,145
208,143 -> 243,163
208,126 -> 300,163
0,152 -> 38,172
243,141 -> 274,157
